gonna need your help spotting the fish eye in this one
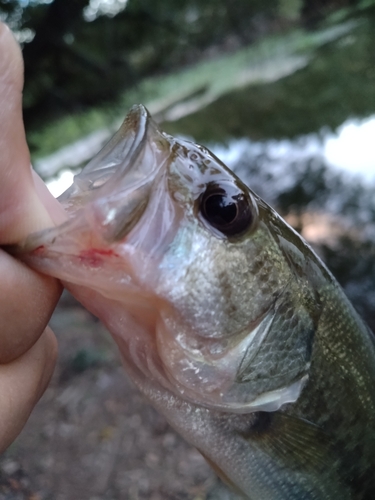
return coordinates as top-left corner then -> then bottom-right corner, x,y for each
199,181 -> 256,237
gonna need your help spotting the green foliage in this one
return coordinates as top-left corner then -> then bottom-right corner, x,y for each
28,107 -> 117,158
279,0 -> 303,20
27,26 -> 328,158
162,17 -> 375,143
359,0 -> 375,8
1,0 -> 283,131
2,0 -> 371,157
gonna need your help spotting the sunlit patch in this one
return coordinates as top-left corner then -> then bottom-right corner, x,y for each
284,212 -> 357,246
213,114 -> 375,184
83,0 -> 129,22
324,116 -> 375,178
46,169 -> 75,198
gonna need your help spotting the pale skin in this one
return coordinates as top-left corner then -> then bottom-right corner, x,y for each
0,22 -> 67,452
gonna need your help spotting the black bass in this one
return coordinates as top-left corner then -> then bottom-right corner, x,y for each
18,105 -> 375,499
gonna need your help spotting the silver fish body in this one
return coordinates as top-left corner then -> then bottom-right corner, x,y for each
19,105 -> 375,499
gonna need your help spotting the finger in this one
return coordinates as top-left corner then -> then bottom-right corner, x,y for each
0,249 -> 61,363
32,170 -> 67,226
0,23 -> 64,363
0,22 -> 65,244
0,327 -> 57,453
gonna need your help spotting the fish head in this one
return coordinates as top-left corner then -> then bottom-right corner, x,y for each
21,105 -> 323,414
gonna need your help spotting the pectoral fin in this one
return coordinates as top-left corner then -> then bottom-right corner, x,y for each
245,412 -> 332,470
238,411 -> 349,499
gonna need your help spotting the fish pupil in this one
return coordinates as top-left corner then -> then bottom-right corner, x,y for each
200,182 -> 255,237
204,193 -> 238,226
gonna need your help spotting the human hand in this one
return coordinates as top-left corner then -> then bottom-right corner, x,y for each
0,22 -> 65,452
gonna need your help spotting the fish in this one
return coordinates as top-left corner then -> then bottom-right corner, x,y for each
16,105 -> 375,499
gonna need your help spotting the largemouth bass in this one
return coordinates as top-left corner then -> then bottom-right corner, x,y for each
18,105 -> 375,499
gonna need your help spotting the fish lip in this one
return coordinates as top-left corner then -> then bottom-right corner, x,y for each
59,104 -> 152,205
101,104 -> 150,188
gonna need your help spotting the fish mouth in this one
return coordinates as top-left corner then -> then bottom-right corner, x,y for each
58,104 -> 172,243
18,105 -> 173,254
60,105 -> 159,204
12,105 -> 178,314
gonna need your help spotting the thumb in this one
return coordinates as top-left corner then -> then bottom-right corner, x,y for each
0,22 -> 64,244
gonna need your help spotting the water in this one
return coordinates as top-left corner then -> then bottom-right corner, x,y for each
212,115 -> 375,183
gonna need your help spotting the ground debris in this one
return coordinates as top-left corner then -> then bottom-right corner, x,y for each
0,294 -> 240,500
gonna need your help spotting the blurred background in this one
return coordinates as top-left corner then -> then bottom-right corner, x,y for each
1,0 -> 375,499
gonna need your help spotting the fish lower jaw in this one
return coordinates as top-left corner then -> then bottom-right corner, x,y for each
154,317 -> 310,414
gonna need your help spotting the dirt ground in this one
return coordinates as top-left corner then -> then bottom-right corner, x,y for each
0,292 -> 241,500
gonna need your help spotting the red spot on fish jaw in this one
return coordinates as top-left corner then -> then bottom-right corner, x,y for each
79,248 -> 119,267
33,245 -> 45,255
